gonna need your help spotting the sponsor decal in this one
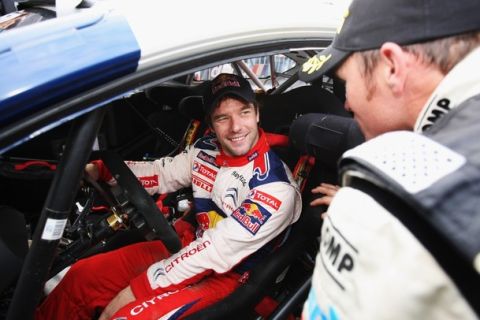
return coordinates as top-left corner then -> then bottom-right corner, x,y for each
319,216 -> 357,291
247,151 -> 259,162
193,161 -> 217,181
231,171 -> 247,187
196,137 -> 218,151
231,202 -> 271,235
222,187 -> 238,213
41,218 -> 67,240
196,210 -> 224,231
196,212 -> 210,231
138,175 -> 159,188
197,151 -> 219,167
419,97 -> 451,132
153,267 -> 166,282
165,240 -> 211,272
253,153 -> 270,181
129,290 -> 179,316
160,158 -> 173,167
185,120 -> 200,146
302,54 -> 332,75
226,188 -> 238,201
249,189 -> 281,210
204,137 -> 218,149
192,174 -> 213,192
211,75 -> 240,94
221,200 -> 235,213
337,8 -> 349,34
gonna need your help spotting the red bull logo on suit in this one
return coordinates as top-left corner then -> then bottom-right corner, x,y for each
231,201 -> 271,235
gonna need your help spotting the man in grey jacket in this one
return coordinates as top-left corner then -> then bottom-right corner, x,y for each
299,0 -> 480,318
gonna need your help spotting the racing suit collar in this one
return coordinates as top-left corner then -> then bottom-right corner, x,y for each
414,47 -> 480,133
215,129 -> 270,167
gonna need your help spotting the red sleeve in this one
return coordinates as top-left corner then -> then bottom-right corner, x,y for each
90,159 -> 113,182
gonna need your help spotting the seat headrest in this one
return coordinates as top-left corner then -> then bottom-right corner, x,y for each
259,85 -> 349,134
289,113 -> 365,169
178,96 -> 204,121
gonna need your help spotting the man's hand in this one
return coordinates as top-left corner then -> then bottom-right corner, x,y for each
99,286 -> 135,320
85,163 -> 99,181
309,183 -> 339,207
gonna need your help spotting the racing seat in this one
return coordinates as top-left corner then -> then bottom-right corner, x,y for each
0,206 -> 29,293
258,84 -> 351,135
258,85 -> 352,197
0,206 -> 29,318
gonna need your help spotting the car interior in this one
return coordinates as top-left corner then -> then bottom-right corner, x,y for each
0,46 -> 365,319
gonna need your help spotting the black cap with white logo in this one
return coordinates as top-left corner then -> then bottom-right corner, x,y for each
299,0 -> 480,82
203,73 -> 255,116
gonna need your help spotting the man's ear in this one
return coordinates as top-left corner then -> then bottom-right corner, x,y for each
379,42 -> 409,95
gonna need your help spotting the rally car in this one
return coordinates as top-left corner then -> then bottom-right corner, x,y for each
0,1 -> 362,319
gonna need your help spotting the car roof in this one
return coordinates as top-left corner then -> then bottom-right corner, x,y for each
120,0 -> 345,68
0,0 -> 348,153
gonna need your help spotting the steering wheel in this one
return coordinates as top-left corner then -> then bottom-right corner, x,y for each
101,152 -> 181,254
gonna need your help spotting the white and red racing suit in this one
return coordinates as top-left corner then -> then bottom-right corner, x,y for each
36,129 -> 301,320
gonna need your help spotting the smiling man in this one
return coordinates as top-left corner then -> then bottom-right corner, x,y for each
299,0 -> 480,318
204,73 -> 261,157
36,73 -> 302,320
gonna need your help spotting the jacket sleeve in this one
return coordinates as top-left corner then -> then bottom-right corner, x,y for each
124,148 -> 194,195
129,181 -> 302,297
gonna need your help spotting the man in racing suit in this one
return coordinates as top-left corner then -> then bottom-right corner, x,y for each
36,73 -> 301,320
298,0 -> 480,318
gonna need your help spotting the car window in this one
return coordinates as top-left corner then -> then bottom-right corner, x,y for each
194,54 -> 297,91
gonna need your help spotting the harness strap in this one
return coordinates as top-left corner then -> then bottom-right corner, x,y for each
292,155 -> 315,193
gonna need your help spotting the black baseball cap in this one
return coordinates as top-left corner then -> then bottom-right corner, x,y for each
299,0 -> 480,82
203,73 -> 255,116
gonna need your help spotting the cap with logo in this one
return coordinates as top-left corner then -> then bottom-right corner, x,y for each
299,0 -> 480,82
203,73 -> 255,116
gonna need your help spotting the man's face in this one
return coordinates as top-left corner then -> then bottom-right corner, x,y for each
335,54 -> 403,140
210,97 -> 260,157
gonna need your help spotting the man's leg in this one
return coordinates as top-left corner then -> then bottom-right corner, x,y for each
111,272 -> 241,319
35,240 -> 171,320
